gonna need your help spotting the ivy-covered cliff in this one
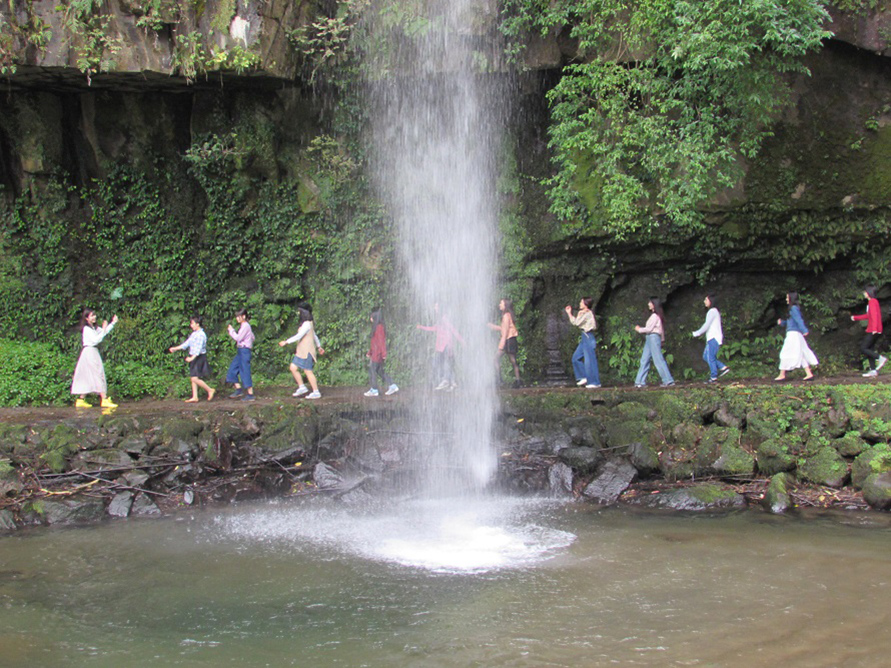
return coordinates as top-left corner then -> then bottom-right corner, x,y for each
1,1 -> 891,404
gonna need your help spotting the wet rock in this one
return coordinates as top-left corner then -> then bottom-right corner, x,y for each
696,427 -> 753,477
130,493 -> 161,516
97,416 -> 142,439
797,445 -> 848,488
558,446 -> 602,474
763,473 -> 792,514
604,418 -> 653,450
548,462 -> 574,498
582,459 -> 637,505
0,510 -> 17,531
861,472 -> 891,510
0,465 -> 23,497
627,484 -> 746,511
42,496 -> 106,525
566,417 -> 603,448
314,462 -> 343,489
107,491 -> 134,517
350,443 -> 384,473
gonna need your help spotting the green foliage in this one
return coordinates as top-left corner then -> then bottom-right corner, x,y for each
606,316 -> 639,378
286,0 -> 370,84
500,0 -> 830,237
171,31 -> 260,82
56,0 -> 124,83
0,0 -> 53,75
0,339 -> 72,406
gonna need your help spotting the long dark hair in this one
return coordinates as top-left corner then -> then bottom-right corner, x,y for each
581,297 -> 595,311
787,292 -> 800,307
297,307 -> 313,327
705,293 -> 718,310
649,297 -> 665,324
78,309 -> 95,332
370,307 -> 384,334
865,285 -> 877,299
501,298 -> 515,318
235,308 -> 249,320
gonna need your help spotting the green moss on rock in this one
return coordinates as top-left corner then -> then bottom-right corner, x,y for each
797,445 -> 848,488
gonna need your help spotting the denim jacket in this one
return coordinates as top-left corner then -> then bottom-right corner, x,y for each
780,305 -> 808,335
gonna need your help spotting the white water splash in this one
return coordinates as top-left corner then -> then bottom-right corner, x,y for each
217,498 -> 575,574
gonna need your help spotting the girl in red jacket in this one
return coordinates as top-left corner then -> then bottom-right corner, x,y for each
851,285 -> 886,377
365,308 -> 399,397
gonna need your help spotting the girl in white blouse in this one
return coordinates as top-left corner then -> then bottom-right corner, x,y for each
71,309 -> 118,408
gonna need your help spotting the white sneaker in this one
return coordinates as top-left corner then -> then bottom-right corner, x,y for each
364,388 -> 379,397
306,390 -> 321,399
434,381 -> 449,390
863,369 -> 878,378
585,384 -> 601,389
878,356 -> 888,372
576,378 -> 587,386
292,385 -> 308,397
385,384 -> 399,395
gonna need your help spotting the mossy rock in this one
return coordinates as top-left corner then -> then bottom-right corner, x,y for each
797,445 -> 848,488
746,410 -> 786,441
756,436 -> 798,476
762,473 -> 792,514
0,424 -> 28,454
861,471 -> 891,510
669,422 -> 702,449
603,418 -> 654,449
693,427 -> 750,476
627,483 -> 746,511
160,418 -> 204,442
833,431 -> 867,458
651,392 -> 695,431
71,448 -> 134,470
614,401 -> 653,422
252,413 -> 318,455
96,415 -> 143,439
821,403 -> 851,438
851,444 -> 891,489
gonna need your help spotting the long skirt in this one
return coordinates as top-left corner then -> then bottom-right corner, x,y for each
779,331 -> 819,371
71,346 -> 107,395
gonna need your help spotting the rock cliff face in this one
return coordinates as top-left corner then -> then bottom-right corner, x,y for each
1,3 -> 891,385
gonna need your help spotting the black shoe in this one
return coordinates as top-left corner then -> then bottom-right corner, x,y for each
229,390 -> 243,398
241,394 -> 256,401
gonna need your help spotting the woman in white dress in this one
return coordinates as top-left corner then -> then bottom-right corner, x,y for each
71,309 -> 119,408
775,292 -> 817,382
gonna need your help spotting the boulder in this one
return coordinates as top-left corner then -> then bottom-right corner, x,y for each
313,462 -> 343,489
628,441 -> 660,476
107,491 -> 134,517
130,493 -> 161,516
833,431 -> 867,458
0,509 -> 17,531
548,462 -> 574,498
762,473 -> 792,514
627,483 -> 746,511
713,403 -> 743,429
797,445 -> 848,488
851,444 -> 891,489
756,437 -> 798,476
42,496 -> 106,525
582,459 -> 637,505
861,472 -> 891,510
558,446 -> 602,474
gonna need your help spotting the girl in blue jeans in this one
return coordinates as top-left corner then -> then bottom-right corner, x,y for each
565,297 -> 601,388
226,308 -> 255,400
634,298 -> 674,387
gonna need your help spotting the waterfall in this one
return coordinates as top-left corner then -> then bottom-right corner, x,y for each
366,0 -> 502,492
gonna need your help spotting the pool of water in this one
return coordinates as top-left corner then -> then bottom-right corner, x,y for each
0,497 -> 889,667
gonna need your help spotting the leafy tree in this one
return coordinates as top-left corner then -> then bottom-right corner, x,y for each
501,0 -> 831,237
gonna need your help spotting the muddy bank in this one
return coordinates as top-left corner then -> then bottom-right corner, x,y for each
1,382 -> 890,531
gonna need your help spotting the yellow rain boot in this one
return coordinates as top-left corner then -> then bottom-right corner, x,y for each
75,398 -> 92,408
100,397 -> 118,408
